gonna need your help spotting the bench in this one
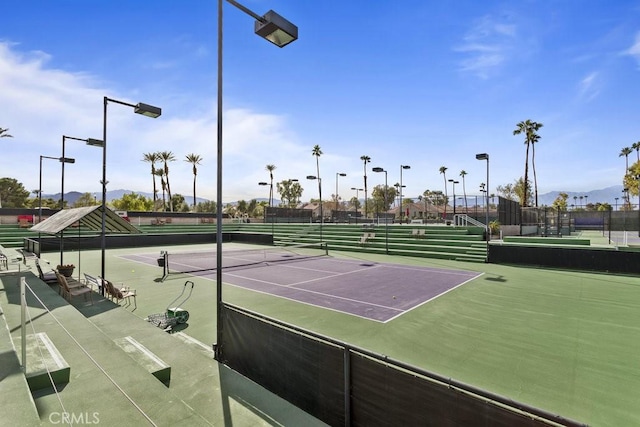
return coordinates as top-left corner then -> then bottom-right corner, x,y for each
412,229 -> 426,238
0,248 -> 23,272
360,232 -> 375,246
114,336 -> 171,386
16,332 -> 70,391
83,273 -> 103,292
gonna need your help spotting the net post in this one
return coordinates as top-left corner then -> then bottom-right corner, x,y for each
161,251 -> 168,282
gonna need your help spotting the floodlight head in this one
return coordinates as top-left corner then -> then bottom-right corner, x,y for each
476,153 -> 489,160
372,167 -> 385,173
86,138 -> 104,147
306,175 -> 317,180
134,102 -> 162,118
59,157 -> 76,164
258,182 -> 268,186
338,173 -> 347,177
401,165 -> 411,169
255,10 -> 298,48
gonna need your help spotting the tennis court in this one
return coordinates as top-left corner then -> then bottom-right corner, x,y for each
122,245 -> 481,322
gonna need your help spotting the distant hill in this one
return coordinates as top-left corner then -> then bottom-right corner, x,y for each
40,190 -> 274,206
41,189 -> 211,206
537,185 -> 625,207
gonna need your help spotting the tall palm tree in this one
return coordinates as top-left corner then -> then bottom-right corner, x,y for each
530,131 -> 542,207
312,145 -> 323,220
360,155 -> 371,218
265,164 -> 276,207
0,128 -> 13,138
185,154 -> 203,209
513,119 -> 543,207
620,146 -> 633,172
459,170 -> 468,213
154,169 -> 167,211
439,166 -> 448,219
142,152 -> 161,211
632,142 -> 640,164
159,151 -> 176,211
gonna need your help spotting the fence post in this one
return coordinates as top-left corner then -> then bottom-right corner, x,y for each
20,277 -> 26,372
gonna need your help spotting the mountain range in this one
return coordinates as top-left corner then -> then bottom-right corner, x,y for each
44,185 -> 627,209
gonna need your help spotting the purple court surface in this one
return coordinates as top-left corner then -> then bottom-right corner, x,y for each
123,252 -> 481,322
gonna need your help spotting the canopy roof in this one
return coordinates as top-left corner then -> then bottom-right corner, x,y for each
30,206 -> 140,235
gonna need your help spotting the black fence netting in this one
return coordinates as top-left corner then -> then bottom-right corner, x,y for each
498,196 -> 521,226
219,304 -> 585,427
351,353 -> 546,427
264,207 -> 313,223
219,304 -> 345,426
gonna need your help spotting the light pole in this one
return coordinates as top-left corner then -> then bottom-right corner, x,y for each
307,175 -> 323,241
351,187 -> 363,224
635,174 -> 640,237
399,165 -> 410,223
258,182 -> 269,204
40,155 -> 75,257
335,172 -> 346,216
216,1 -> 297,360
448,179 -> 459,216
60,135 -> 102,264
476,153 -> 490,250
372,167 -> 388,253
101,98 -> 160,294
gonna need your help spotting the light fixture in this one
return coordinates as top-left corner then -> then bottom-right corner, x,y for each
134,102 -> 162,118
254,10 -> 298,47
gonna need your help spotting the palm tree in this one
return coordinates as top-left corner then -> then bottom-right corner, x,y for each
142,152 -> 161,211
632,142 -> 640,164
154,169 -> 167,211
620,146 -> 633,172
513,119 -> 543,207
530,131 -> 542,207
0,128 -> 13,138
159,151 -> 176,211
459,170 -> 468,213
312,145 -> 323,220
360,155 -> 371,218
265,164 -> 276,207
439,166 -> 448,219
185,154 -> 203,209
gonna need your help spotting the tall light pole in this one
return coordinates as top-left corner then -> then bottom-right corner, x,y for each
372,167 -> 388,254
40,155 -> 75,258
351,187 -> 363,224
60,135 -> 102,264
307,176 -> 323,241
216,0 -> 298,361
448,179 -> 459,216
101,98 -> 160,294
335,172 -> 346,215
476,153 -> 490,255
399,165 -> 410,223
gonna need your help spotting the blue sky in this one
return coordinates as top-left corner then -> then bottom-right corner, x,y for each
2,1 -> 640,204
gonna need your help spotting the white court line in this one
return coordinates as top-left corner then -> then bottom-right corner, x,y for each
224,266 -> 405,313
384,272 -> 484,323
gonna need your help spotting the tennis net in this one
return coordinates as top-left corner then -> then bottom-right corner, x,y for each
161,242 -> 328,277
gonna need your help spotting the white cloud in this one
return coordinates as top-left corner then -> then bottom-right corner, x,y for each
0,41 -> 313,202
578,71 -> 601,101
455,15 -> 518,78
622,31 -> 640,67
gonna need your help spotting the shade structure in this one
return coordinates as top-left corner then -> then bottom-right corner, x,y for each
31,206 -> 140,235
